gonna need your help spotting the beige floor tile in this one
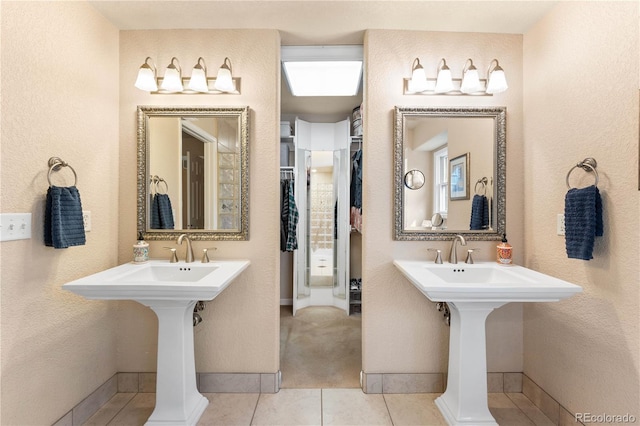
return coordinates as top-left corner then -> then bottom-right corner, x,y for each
198,393 -> 259,426
107,393 -> 155,426
280,306 -> 361,389
507,393 -> 555,426
251,389 -> 321,425
82,393 -> 136,426
383,393 -> 447,426
489,393 -> 536,426
322,388 -> 392,426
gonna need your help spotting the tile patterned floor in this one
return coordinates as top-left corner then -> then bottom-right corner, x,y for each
83,389 -> 553,425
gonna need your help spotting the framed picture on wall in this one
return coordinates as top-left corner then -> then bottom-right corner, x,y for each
449,153 -> 470,200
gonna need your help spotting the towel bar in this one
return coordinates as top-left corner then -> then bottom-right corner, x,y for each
47,157 -> 77,187
566,157 -> 598,189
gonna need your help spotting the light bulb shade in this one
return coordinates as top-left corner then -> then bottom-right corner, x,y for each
486,69 -> 508,94
188,57 -> 209,92
134,58 -> 158,92
460,59 -> 481,94
435,68 -> 453,93
408,58 -> 428,93
161,57 -> 183,92
486,59 -> 508,94
214,58 -> 235,92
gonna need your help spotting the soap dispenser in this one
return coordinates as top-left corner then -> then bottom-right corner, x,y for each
496,233 -> 512,265
133,232 -> 149,263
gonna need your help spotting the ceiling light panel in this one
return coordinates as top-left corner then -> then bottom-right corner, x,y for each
282,45 -> 363,97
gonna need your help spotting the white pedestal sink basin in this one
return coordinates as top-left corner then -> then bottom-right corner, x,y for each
394,260 -> 581,426
63,259 -> 250,426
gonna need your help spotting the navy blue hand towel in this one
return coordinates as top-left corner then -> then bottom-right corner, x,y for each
156,194 -> 175,229
150,194 -> 161,229
470,194 -> 489,230
44,185 -> 86,249
564,185 -> 603,260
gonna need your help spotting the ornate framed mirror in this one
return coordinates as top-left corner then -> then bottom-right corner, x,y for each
394,106 -> 506,241
137,106 -> 249,240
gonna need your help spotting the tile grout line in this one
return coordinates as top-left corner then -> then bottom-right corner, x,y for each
381,393 -> 395,426
104,392 -> 138,426
504,392 -> 551,426
320,389 -> 324,426
249,392 -> 261,426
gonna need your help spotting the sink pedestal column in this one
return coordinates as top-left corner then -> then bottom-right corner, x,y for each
140,300 -> 209,426
435,301 -> 505,426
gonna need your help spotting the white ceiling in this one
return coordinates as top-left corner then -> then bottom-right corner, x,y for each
89,0 -> 558,117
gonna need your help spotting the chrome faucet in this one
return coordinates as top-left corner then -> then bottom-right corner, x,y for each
449,234 -> 467,264
177,234 -> 194,263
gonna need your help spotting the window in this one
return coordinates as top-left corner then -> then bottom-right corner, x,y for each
433,146 -> 448,215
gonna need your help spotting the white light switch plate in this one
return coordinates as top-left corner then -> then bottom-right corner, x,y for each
0,213 -> 32,241
557,214 -> 565,236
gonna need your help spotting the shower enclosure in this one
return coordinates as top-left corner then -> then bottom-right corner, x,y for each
293,118 -> 351,315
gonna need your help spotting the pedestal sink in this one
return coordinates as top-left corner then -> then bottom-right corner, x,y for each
393,260 -> 581,426
63,259 -> 250,426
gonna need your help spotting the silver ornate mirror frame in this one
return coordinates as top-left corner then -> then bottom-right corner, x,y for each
137,106 -> 250,241
393,106 -> 506,241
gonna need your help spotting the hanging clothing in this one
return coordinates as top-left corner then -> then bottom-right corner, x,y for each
285,180 -> 299,251
280,179 -> 290,251
280,178 -> 299,252
350,149 -> 363,233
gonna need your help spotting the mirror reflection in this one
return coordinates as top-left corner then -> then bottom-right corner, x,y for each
394,106 -> 506,241
137,106 -> 249,241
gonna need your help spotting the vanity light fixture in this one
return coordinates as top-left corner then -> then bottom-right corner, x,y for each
188,57 -> 208,92
213,58 -> 235,93
161,57 -> 183,92
434,59 -> 454,94
404,57 -> 508,96
486,59 -> 508,94
134,56 -> 241,94
408,58 -> 428,93
134,57 -> 158,92
460,59 -> 481,94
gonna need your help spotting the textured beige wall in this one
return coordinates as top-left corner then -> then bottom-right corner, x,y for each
118,30 -> 281,373
0,2 -> 120,424
363,30 -> 525,374
523,1 -> 639,416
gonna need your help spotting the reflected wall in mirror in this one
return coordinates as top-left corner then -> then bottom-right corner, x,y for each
394,106 -> 506,241
137,106 -> 249,241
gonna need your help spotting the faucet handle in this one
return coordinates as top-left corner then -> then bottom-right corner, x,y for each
427,248 -> 443,264
202,247 -> 217,263
465,248 -> 479,264
163,247 -> 179,263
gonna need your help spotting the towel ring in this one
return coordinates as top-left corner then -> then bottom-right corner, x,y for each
566,157 -> 598,189
47,157 -> 77,187
150,175 -> 169,194
474,177 -> 488,196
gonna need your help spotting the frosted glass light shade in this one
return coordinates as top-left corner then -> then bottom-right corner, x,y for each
460,68 -> 481,94
409,59 -> 428,93
486,59 -> 508,94
135,67 -> 158,92
161,58 -> 183,92
435,68 -> 453,93
188,57 -> 208,92
486,69 -> 508,94
214,66 -> 234,92
134,57 -> 158,92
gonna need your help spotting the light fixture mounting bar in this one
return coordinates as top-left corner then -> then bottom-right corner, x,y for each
403,78 -> 492,96
150,77 -> 241,94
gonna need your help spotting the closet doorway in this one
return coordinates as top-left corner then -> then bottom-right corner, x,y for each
279,45 -> 363,389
